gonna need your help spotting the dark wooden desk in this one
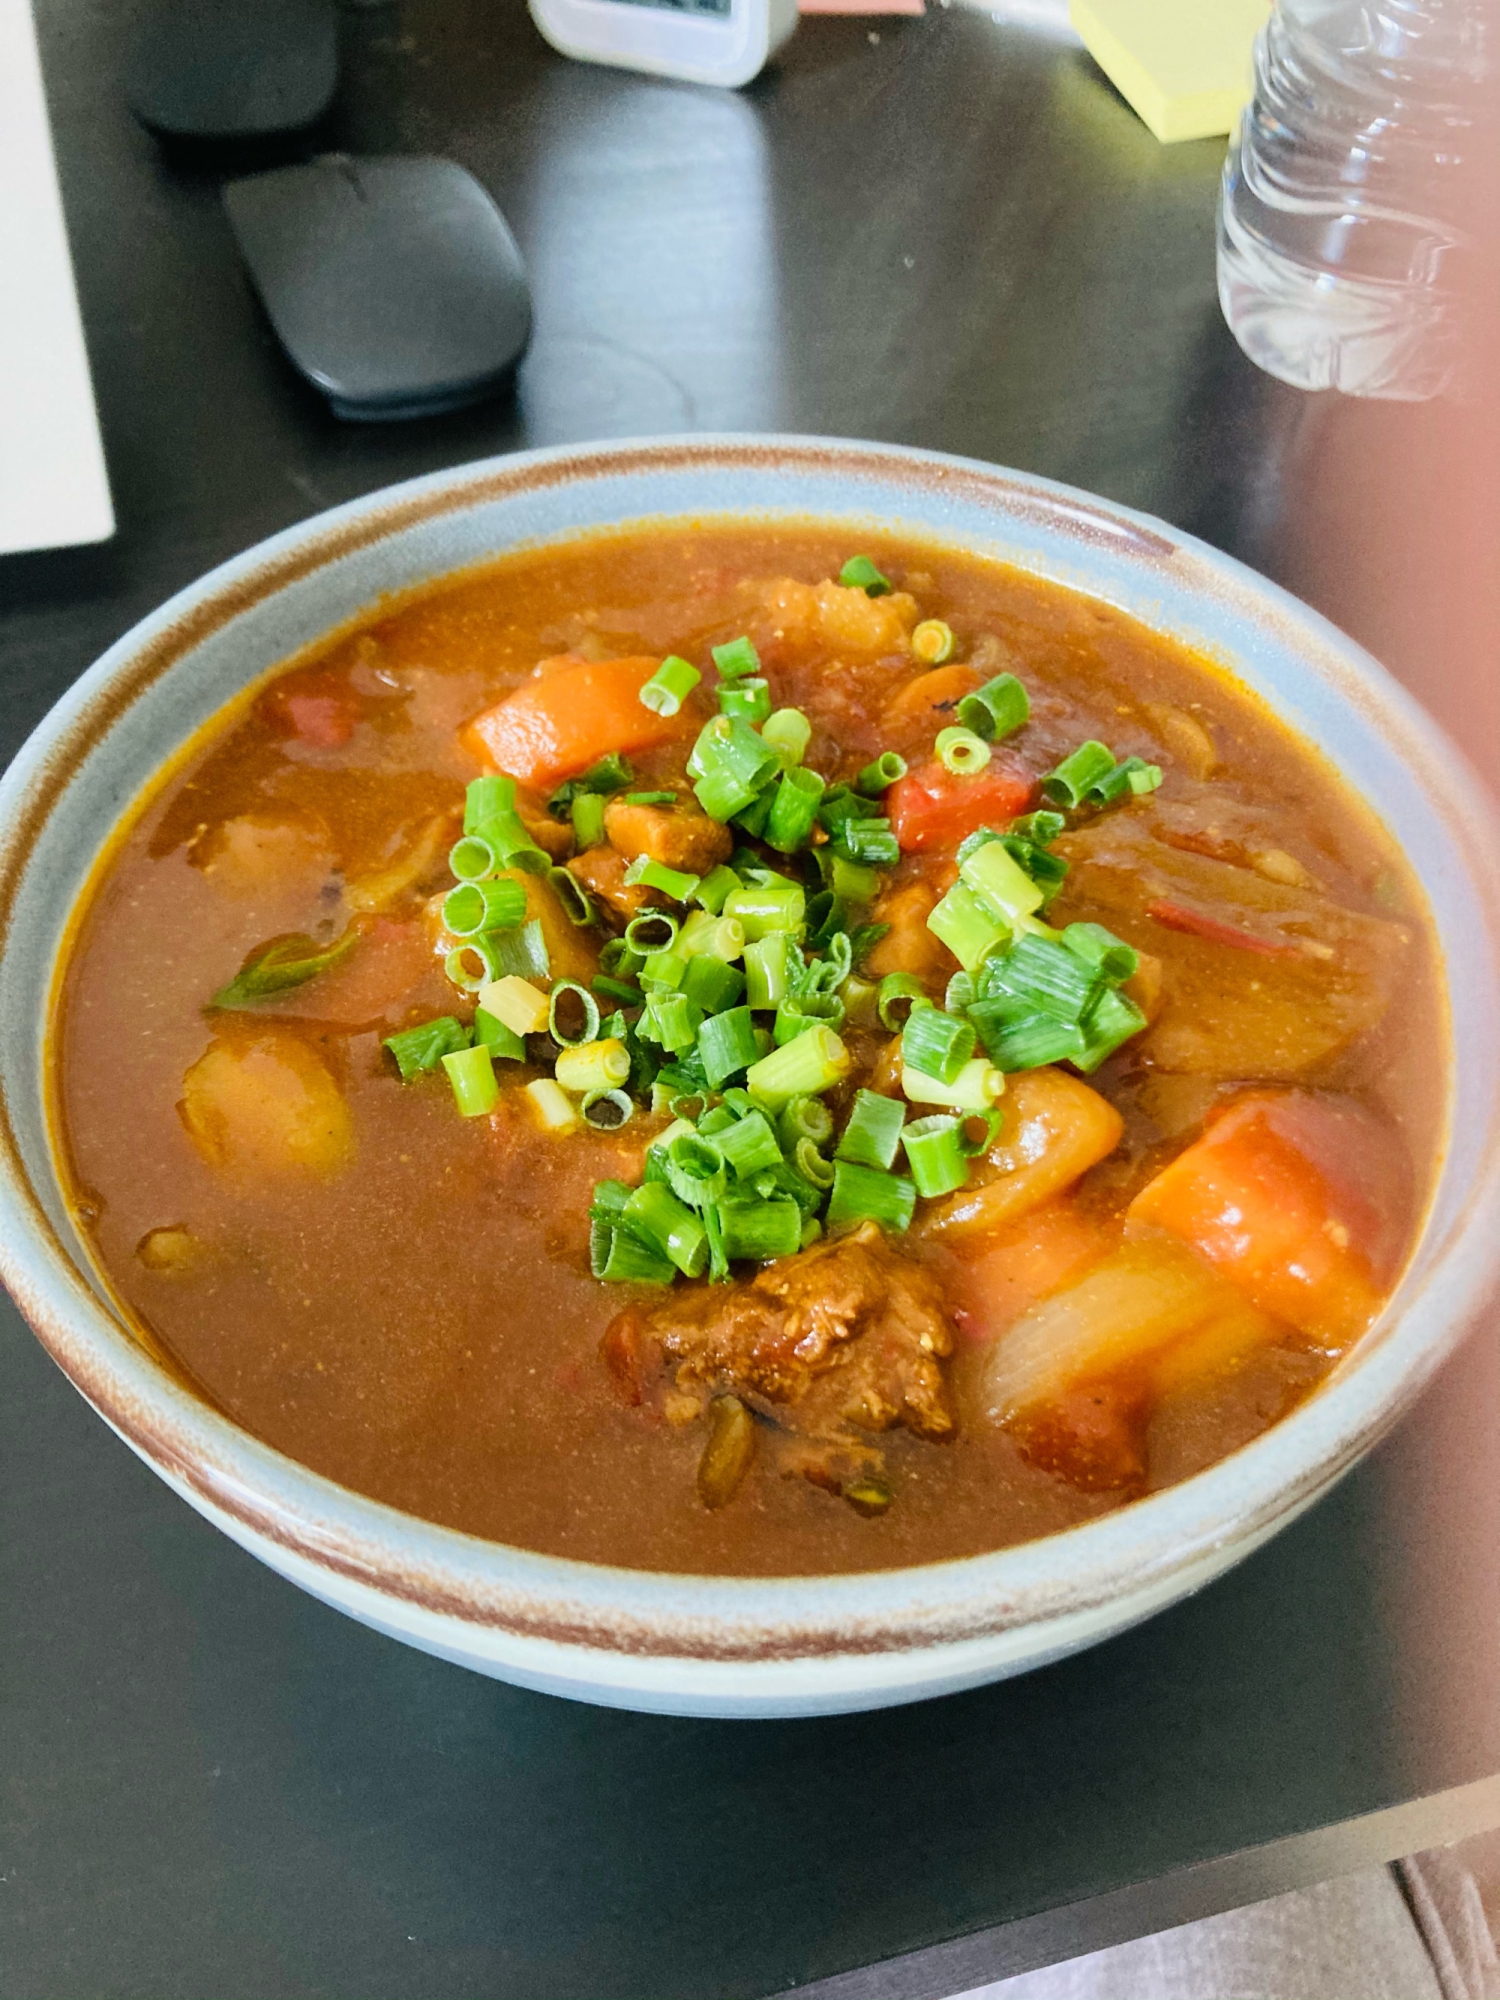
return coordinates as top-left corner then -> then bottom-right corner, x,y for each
4,5 -> 1499,1996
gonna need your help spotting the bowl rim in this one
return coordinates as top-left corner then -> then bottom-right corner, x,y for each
4,430 -> 1500,1668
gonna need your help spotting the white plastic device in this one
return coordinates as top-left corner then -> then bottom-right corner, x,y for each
529,0 -> 797,89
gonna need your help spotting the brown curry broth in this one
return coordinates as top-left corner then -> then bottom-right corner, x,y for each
53,524 -> 1443,1575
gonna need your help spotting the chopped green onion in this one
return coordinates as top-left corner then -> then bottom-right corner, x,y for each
549,981 -> 601,1048
744,933 -> 797,1009
473,1008 -> 525,1061
979,932 -> 1102,1019
625,790 -> 677,807
527,1076 -> 581,1131
823,854 -> 879,906
773,990 -> 845,1045
442,878 -> 528,939
794,1138 -> 835,1191
856,752 -> 907,795
1043,740 -> 1117,807
840,975 -> 880,1031
838,817 -> 900,867
548,866 -> 595,926
762,708 -> 812,766
639,947 -> 687,991
476,809 -> 549,875
836,1089 -> 906,1171
1073,986 -> 1148,1073
765,767 -> 825,854
384,1015 -> 471,1079
624,855 -> 700,903
901,1114 -> 970,1197
491,919 -> 550,981
746,1025 -> 851,1109
805,891 -> 845,952
582,1089 -> 635,1130
1087,755 -> 1163,805
592,975 -> 642,1006
555,1037 -> 630,1094
691,864 -> 741,915
825,1160 -> 915,1234
624,910 -> 680,956
712,635 -> 761,681
664,1132 -> 728,1210
681,952 -> 746,1015
956,673 -> 1029,741
911,619 -> 955,665
641,991 -> 703,1054
848,922 -> 891,970
449,834 -> 498,882
969,1007 -> 1086,1072
812,929 -> 854,990
877,971 -> 929,1031
935,725 -> 992,775
723,881 -> 806,941
598,1225 -> 675,1284
839,555 -> 891,596
571,793 -> 606,849
464,775 -> 515,831
697,1005 -> 759,1089
777,1094 -> 834,1150
209,929 -> 357,1009
902,1055 -> 1006,1112
621,1183 -> 707,1277
640,654 -> 702,717
927,881 -> 1012,971
678,909 -> 743,960
444,939 -> 502,991
718,677 -> 771,724
901,1002 -> 977,1085
688,715 -> 779,822
442,1043 -> 499,1118
1009,809 -> 1066,847
600,938 -> 645,978
478,974 -> 551,1036
718,1198 -> 802,1263
1061,922 -> 1139,983
712,1109 -> 783,1179
944,970 -> 977,1013
732,787 -> 775,840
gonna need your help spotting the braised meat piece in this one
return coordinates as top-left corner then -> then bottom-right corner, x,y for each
603,796 -> 733,876
602,1225 -> 956,1456
566,844 -> 665,921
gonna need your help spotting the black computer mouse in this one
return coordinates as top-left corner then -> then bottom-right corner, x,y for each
126,0 -> 339,141
223,155 -> 532,421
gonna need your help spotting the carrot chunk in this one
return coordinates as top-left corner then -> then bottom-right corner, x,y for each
888,758 -> 1036,854
1127,1090 -> 1409,1346
460,656 -> 693,788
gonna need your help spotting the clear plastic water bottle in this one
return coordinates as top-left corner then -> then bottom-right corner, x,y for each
1218,0 -> 1488,400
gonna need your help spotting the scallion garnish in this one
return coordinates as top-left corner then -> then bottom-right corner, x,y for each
718,678 -> 772,724
384,1015 -> 472,1080
876,971 -> 929,1031
743,932 -> 795,1009
856,751 -> 907,795
688,714 -> 779,821
712,1109 -> 783,1180
956,673 -> 1029,742
745,1025 -> 850,1109
442,878 -> 528,939
1042,740 -> 1117,807
624,855 -> 701,903
697,1006 -> 759,1089
624,791 -> 677,806
473,1008 -> 525,1062
836,1089 -> 906,1171
935,725 -> 992,776
640,991 -> 703,1054
442,1043 -> 499,1118
624,910 -> 680,956
209,928 -> 358,1010
711,635 -> 761,681
773,990 -> 845,1045
762,707 -> 812,766
902,1056 -> 1006,1113
837,816 -> 900,867
901,1114 -> 971,1197
839,555 -> 891,597
640,654 -> 702,717
490,918 -> 550,982
465,775 -> 515,831
777,1094 -> 834,1151
548,981 -> 601,1048
722,880 -> 805,940
911,619 -> 955,665
583,1089 -> 636,1131
717,1197 -> 802,1263
555,1038 -> 630,1095
621,1183 -> 707,1276
765,767 -> 825,854
681,953 -> 745,1016
825,1160 -> 915,1234
691,864 -> 742,915
444,939 -> 501,991
900,1001 -> 977,1085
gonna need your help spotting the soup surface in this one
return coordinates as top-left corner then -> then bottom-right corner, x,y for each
54,524 -> 1444,1576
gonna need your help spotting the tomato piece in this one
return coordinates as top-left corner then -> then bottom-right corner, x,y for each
1127,1090 -> 1411,1346
264,679 -> 360,749
888,757 -> 1035,854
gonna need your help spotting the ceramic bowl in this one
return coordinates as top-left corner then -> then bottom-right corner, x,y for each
3,436 -> 1499,1719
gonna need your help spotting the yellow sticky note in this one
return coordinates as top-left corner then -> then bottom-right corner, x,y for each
1069,0 -> 1270,143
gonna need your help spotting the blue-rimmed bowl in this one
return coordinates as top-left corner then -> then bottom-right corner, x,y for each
3,436 -> 1498,1717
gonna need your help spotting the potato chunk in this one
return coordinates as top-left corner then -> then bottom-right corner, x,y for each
923,1067 -> 1124,1238
757,577 -> 919,659
193,814 -> 332,896
178,1034 -> 354,1179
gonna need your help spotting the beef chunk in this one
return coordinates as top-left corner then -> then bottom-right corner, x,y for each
601,1225 -> 956,1455
603,796 -> 733,876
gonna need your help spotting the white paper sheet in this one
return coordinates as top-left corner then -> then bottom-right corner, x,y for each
0,0 -> 114,554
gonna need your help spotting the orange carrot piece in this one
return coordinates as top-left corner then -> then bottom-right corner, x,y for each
1127,1090 -> 1407,1346
460,656 -> 692,788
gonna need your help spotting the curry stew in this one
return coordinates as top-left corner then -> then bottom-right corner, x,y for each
52,526 -> 1443,1576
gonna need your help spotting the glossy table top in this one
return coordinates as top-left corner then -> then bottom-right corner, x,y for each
4,3 -> 1499,1996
